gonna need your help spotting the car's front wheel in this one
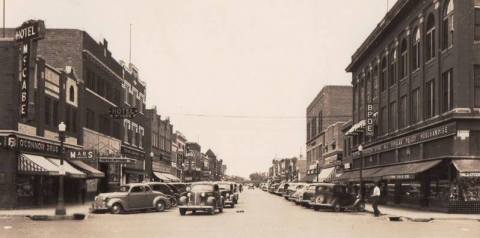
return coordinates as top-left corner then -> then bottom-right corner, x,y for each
179,208 -> 186,216
333,203 -> 342,212
170,198 -> 178,207
110,203 -> 123,214
208,208 -> 215,215
155,201 -> 166,212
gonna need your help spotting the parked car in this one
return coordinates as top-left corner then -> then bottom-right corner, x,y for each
268,183 -> 280,194
283,183 -> 303,200
218,182 -> 237,208
91,183 -> 171,214
274,182 -> 287,196
308,183 -> 356,212
168,182 -> 189,195
147,182 -> 179,207
299,183 -> 322,207
287,183 -> 307,201
178,182 -> 224,215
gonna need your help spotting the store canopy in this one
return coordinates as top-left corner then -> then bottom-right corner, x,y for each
18,154 -> 60,176
335,167 -> 382,182
345,120 -> 366,136
453,159 -> 480,177
164,173 -> 181,182
48,158 -> 87,178
317,167 -> 336,182
69,160 -> 105,178
375,160 -> 442,180
153,172 -> 174,182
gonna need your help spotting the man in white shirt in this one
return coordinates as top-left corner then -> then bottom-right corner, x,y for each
371,182 -> 381,217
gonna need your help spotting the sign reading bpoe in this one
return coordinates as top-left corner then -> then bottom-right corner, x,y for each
366,104 -> 375,137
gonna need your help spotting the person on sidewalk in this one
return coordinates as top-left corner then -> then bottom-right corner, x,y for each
371,182 -> 381,217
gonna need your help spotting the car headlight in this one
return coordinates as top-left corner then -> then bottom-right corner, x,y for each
187,193 -> 192,198
226,193 -> 230,197
201,192 -> 206,197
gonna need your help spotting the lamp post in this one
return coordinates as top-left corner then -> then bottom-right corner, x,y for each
149,152 -> 154,182
358,144 -> 364,203
55,122 -> 67,216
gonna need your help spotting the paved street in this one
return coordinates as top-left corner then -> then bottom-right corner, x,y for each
1,189 -> 479,238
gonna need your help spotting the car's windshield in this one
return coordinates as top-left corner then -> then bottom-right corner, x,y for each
190,184 -> 214,192
118,186 -> 130,192
218,184 -> 231,190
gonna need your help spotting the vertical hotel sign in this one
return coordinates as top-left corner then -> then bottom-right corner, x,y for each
15,20 -> 46,120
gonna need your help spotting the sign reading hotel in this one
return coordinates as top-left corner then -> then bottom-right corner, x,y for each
15,20 -> 46,120
366,104 -> 375,137
359,122 -> 456,156
109,107 -> 138,119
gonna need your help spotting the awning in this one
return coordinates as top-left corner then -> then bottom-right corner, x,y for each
303,174 -> 316,182
453,159 -> 480,177
345,120 -> 366,136
18,154 -> 60,176
98,156 -> 136,164
164,173 -> 181,182
317,167 -> 336,182
153,172 -> 174,182
376,160 -> 442,180
335,167 -> 383,182
69,160 -> 105,178
48,158 -> 87,178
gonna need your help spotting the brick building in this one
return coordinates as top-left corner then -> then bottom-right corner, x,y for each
305,85 -> 352,182
185,142 -> 202,182
171,131 -> 187,180
341,0 -> 480,213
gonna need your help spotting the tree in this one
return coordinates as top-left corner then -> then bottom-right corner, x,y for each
249,172 -> 268,183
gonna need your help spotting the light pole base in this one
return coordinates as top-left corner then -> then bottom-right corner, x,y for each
55,208 -> 66,216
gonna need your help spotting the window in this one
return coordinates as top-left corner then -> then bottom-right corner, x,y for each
381,106 -> 387,135
359,77 -> 364,116
399,39 -> 408,79
442,0 -> 454,49
399,96 -> 407,128
389,102 -> 397,132
426,14 -> 436,61
69,86 -> 75,102
97,76 -> 105,96
99,115 -> 110,135
124,120 -> 130,143
311,117 -> 317,138
381,57 -> 387,91
475,8 -> 480,41
389,48 -> 397,86
318,111 -> 323,133
113,121 -> 121,139
411,88 -> 420,123
307,122 -> 311,141
475,66 -> 480,107
45,97 -> 51,126
87,70 -> 95,90
412,28 -> 421,71
72,108 -> 77,133
366,73 -> 372,103
373,66 -> 378,98
441,69 -> 453,113
53,100 -> 59,127
105,81 -> 112,101
86,109 -> 95,130
425,80 -> 435,118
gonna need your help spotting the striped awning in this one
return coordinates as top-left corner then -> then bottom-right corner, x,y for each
48,158 -> 87,178
345,120 -> 366,136
18,154 -> 60,176
69,160 -> 105,178
317,167 -> 336,182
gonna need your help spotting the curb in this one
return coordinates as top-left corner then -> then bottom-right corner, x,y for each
0,213 -> 88,220
364,209 -> 480,222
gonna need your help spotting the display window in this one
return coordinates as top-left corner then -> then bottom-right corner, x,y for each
457,177 -> 480,202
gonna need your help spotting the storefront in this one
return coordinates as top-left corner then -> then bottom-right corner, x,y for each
121,146 -> 146,184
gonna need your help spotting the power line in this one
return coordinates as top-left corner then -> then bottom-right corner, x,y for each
167,113 -> 352,120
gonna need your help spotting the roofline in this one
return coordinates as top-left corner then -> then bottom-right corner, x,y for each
307,85 -> 352,111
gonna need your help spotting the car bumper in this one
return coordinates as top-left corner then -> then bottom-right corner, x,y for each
178,205 -> 214,210
308,202 -> 334,208
91,202 -> 109,211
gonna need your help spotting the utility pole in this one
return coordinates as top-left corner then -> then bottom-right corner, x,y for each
3,0 -> 5,38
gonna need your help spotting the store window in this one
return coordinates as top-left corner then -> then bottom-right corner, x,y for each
457,177 -> 480,202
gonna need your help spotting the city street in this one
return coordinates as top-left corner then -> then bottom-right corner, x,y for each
1,189 -> 479,238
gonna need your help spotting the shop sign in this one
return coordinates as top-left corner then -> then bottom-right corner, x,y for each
459,172 -> 480,177
383,174 -> 414,180
121,147 -> 145,160
152,161 -> 171,173
109,107 -> 138,119
98,157 -> 136,164
68,150 -> 95,160
366,104 -> 375,137
12,136 -> 60,154
86,179 -> 98,192
356,122 -> 456,157
19,44 -> 30,118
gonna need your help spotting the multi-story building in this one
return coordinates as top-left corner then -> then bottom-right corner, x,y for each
172,131 -> 187,180
270,158 -> 298,182
306,86 -> 352,182
146,108 -> 179,182
205,149 -> 219,181
306,86 -> 352,168
342,0 -> 480,213
185,142 -> 202,182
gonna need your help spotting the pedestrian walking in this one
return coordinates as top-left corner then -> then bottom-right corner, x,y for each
371,182 -> 381,217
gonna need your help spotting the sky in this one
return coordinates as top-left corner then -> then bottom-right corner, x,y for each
6,0 -> 397,178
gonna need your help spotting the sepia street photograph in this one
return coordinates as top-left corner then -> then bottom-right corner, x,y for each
1,0 -> 480,237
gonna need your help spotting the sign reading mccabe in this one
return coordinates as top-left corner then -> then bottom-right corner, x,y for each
358,122 -> 456,156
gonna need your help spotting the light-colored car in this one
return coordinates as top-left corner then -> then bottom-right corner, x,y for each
178,182 -> 224,215
91,183 -> 171,214
287,183 -> 308,201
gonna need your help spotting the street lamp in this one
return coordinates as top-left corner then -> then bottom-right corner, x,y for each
149,152 -> 154,182
55,122 -> 67,216
358,144 -> 364,203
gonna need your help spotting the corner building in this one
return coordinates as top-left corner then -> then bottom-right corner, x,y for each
342,0 -> 480,213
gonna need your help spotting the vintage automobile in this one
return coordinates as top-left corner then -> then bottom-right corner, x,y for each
283,183 -> 304,200
168,182 -> 189,195
274,182 -> 287,196
178,182 -> 224,215
286,183 -> 307,201
91,183 -> 171,214
299,183 -> 322,207
218,182 -> 237,208
147,182 -> 179,207
268,183 -> 280,194
308,183 -> 357,212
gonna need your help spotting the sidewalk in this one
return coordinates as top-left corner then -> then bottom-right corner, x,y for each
364,204 -> 480,221
0,204 -> 91,217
